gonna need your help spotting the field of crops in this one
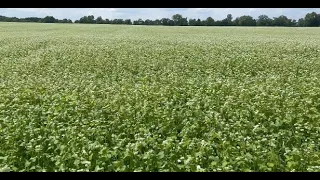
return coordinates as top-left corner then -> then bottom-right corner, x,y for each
1,22 -> 320,172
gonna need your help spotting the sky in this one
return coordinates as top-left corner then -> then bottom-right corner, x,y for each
0,8 -> 320,21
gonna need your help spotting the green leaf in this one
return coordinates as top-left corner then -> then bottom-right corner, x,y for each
267,163 -> 274,167
158,151 -> 165,159
25,161 -> 31,168
74,160 -> 80,166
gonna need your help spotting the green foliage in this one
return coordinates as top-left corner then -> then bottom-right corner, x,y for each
1,23 -> 320,172
0,11 -> 320,27
41,16 -> 56,23
257,15 -> 273,26
304,12 -> 320,27
235,16 -> 256,26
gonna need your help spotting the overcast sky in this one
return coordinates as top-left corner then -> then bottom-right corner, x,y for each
1,8 -> 319,21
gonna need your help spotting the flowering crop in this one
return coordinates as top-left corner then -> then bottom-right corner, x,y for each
1,23 -> 320,172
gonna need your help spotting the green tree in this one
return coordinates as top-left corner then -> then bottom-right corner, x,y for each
144,19 -> 151,25
112,19 -> 124,24
153,19 -> 161,25
171,14 -> 188,26
88,15 -> 95,24
290,19 -> 297,26
60,18 -> 68,23
298,18 -> 305,27
79,16 -> 88,23
195,18 -> 202,26
168,19 -> 175,26
133,18 -> 144,25
96,16 -> 105,24
233,18 -> 239,26
160,18 -> 170,26
237,15 -> 256,26
273,15 -> 290,26
188,18 -> 196,26
172,14 -> 183,25
124,19 -> 132,25
205,17 -> 215,26
227,14 -> 233,25
42,16 -> 56,23
181,18 -> 188,26
257,15 -> 272,26
304,12 -> 320,27
220,14 -> 233,26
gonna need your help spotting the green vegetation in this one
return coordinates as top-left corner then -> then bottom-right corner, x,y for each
1,23 -> 320,172
1,11 -> 320,26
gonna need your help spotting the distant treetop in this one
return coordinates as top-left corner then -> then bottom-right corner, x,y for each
0,12 -> 320,27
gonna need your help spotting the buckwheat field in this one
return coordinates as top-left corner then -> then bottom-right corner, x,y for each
1,22 -> 320,172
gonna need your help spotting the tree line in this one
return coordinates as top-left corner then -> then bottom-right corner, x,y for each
0,15 -> 73,23
1,12 -> 320,27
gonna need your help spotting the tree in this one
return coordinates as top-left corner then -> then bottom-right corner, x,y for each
304,12 -> 320,27
144,19 -> 151,25
154,19 -> 161,25
195,18 -> 202,26
60,18 -> 69,23
133,18 -> 144,25
221,19 -> 228,26
2,11 -> 320,27
181,18 -> 188,26
79,16 -> 88,23
214,20 -> 223,26
11,17 -> 20,22
160,18 -> 170,26
22,17 -> 42,22
257,15 -> 272,26
88,15 -> 95,23
220,14 -> 233,26
171,14 -> 188,26
227,14 -> 233,25
273,15 -> 290,26
237,15 -> 256,26
42,16 -> 56,23
298,18 -> 305,27
112,19 -> 124,24
124,19 -> 132,25
205,17 -> 215,26
79,15 -> 95,24
168,19 -> 175,26
96,16 -> 105,24
233,18 -> 239,26
188,18 -> 196,26
290,19 -> 297,27
172,14 -> 183,25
